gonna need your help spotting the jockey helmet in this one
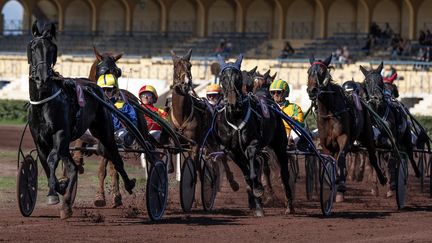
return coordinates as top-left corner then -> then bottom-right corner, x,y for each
342,80 -> 359,93
97,74 -> 118,88
270,79 -> 290,97
206,83 -> 221,94
139,85 -> 158,102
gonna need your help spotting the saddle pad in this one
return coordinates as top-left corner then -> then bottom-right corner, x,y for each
76,83 -> 85,108
258,98 -> 270,119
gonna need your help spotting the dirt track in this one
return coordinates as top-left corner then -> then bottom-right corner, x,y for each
0,125 -> 431,242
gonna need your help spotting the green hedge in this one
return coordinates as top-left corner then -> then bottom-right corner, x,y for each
0,100 -> 28,123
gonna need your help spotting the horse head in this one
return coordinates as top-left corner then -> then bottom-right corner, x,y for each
360,62 -> 384,102
92,46 -> 123,81
241,66 -> 257,94
218,54 -> 244,106
252,70 -> 276,94
27,21 -> 57,88
171,49 -> 193,95
306,54 -> 333,100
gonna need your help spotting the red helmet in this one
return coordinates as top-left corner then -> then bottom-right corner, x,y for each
139,85 -> 158,101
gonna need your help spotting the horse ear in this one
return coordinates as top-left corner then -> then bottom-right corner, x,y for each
271,72 -> 277,80
184,49 -> 192,61
113,53 -> 123,62
360,65 -> 369,77
170,50 -> 179,60
376,61 -> 384,73
32,20 -> 40,37
49,23 -> 56,39
248,66 -> 257,75
93,46 -> 103,62
263,70 -> 270,79
323,54 -> 332,66
235,54 -> 243,69
309,54 -> 315,65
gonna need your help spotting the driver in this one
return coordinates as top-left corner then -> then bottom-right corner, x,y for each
269,79 -> 304,142
206,83 -> 222,107
97,73 -> 137,147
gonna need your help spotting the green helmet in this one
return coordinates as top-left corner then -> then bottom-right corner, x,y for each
269,79 -> 290,97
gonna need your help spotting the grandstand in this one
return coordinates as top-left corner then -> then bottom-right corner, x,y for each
0,0 -> 431,114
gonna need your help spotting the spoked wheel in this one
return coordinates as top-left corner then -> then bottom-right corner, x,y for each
146,160 -> 168,221
396,155 -> 408,209
306,156 -> 319,201
17,155 -> 38,217
319,155 -> 336,216
180,156 -> 196,212
417,152 -> 426,193
201,158 -> 217,211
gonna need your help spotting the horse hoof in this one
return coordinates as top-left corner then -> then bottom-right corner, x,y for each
47,195 -> 60,205
229,180 -> 240,192
386,190 -> 394,198
254,208 -> 264,217
252,185 -> 264,198
94,193 -> 106,207
335,192 -> 344,203
125,178 -> 136,194
56,177 -> 69,195
285,205 -> 295,215
60,208 -> 73,219
112,194 -> 123,208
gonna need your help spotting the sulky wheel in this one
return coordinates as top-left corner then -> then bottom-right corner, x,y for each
305,155 -> 319,201
201,158 -> 217,211
146,160 -> 168,221
180,156 -> 196,212
319,154 -> 336,216
17,155 -> 38,217
396,156 -> 408,209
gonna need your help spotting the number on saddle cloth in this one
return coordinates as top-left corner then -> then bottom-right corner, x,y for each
257,97 -> 270,119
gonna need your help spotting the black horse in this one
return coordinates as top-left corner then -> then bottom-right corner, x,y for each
27,21 -> 135,219
360,63 -> 421,191
214,54 -> 294,216
306,55 -> 387,202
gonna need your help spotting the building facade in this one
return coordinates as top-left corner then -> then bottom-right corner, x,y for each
1,0 -> 432,39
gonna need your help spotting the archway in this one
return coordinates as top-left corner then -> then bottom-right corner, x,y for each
168,0 -> 196,33
372,0 -> 400,33
64,0 -> 92,33
417,0 -> 432,32
285,0 -> 314,39
1,0 -> 24,35
245,0 -> 272,34
37,0 -> 58,22
98,0 -> 126,35
327,0 -> 355,36
208,0 -> 235,35
133,0 -> 160,32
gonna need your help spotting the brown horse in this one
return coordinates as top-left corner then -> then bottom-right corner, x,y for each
170,50 -> 239,200
307,55 -> 387,202
72,47 -> 137,208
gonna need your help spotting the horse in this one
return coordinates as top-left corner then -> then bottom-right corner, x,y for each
72,46 -> 150,208
214,54 -> 294,216
360,63 -> 421,193
170,50 -> 239,194
241,66 -> 257,94
306,55 -> 387,202
27,21 -> 135,219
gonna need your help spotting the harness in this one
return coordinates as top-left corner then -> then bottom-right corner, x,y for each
29,89 -> 61,105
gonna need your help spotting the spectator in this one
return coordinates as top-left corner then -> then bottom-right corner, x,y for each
279,41 -> 295,58
383,22 -> 394,39
342,46 -> 352,64
369,22 -> 381,39
215,38 -> 226,56
419,30 -> 426,45
361,35 -> 373,55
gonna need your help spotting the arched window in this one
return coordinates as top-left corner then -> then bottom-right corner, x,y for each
208,0 -> 235,35
2,0 -> 24,35
245,0 -> 272,34
286,0 -> 314,39
98,0 -> 126,35
65,0 -> 92,33
168,0 -> 196,33
133,0 -> 160,32
327,0 -> 355,36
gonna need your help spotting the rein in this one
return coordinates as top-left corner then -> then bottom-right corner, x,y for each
29,89 -> 61,105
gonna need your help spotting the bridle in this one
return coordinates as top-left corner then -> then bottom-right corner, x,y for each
307,62 -> 334,101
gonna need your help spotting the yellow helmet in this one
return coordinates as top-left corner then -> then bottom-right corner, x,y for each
139,85 -> 158,101
97,74 -> 118,88
269,79 -> 290,96
206,84 -> 221,94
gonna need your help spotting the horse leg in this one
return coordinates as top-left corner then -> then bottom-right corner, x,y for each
94,157 -> 108,207
335,135 -> 349,203
271,142 -> 294,214
261,158 -> 275,205
109,160 -> 122,208
71,139 -> 85,174
59,151 -> 77,219
90,120 -> 135,194
347,153 -> 355,181
245,140 -> 263,197
221,155 -> 239,192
